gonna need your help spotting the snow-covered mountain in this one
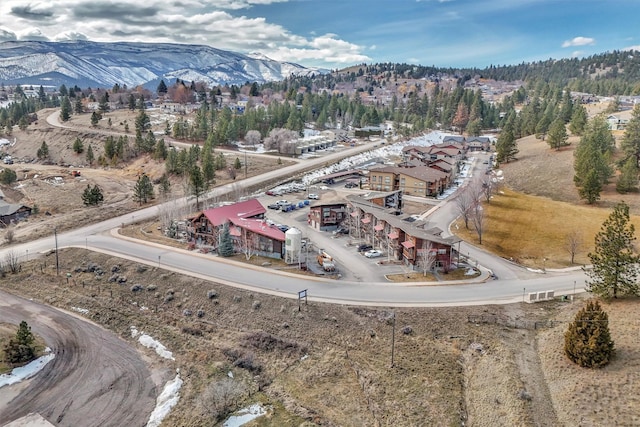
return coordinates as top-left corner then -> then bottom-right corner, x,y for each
0,40 -> 327,88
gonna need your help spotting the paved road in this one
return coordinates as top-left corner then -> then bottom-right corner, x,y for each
0,140 -> 587,306
0,290 -> 158,426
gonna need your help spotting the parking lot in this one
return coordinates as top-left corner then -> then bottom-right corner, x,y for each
257,186 -> 409,282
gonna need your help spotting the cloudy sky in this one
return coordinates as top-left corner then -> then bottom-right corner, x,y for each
1,0 -> 639,69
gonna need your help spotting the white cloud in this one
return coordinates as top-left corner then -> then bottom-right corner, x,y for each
571,50 -> 583,58
54,31 -> 89,41
624,44 -> 640,52
0,0 -> 366,68
17,28 -> 50,41
0,28 -> 17,41
562,36 -> 595,48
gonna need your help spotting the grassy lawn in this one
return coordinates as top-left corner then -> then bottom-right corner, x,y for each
454,188 -> 640,269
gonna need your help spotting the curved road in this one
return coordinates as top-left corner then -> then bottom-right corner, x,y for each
0,290 -> 157,426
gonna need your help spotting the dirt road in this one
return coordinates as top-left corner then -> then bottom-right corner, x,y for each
0,290 -> 160,427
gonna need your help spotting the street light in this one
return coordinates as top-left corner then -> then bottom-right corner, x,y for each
54,227 -> 59,276
244,150 -> 248,178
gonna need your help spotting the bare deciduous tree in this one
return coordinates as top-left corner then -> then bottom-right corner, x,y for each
472,204 -> 486,244
565,229 -> 583,264
240,226 -> 260,260
245,130 -> 261,146
418,240 -> 437,276
5,250 -> 20,273
482,179 -> 495,203
4,227 -> 15,244
263,128 -> 298,153
454,187 -> 474,229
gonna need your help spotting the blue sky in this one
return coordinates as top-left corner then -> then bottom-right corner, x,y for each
1,0 -> 639,69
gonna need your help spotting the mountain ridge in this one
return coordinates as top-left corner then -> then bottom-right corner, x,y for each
0,40 -> 326,88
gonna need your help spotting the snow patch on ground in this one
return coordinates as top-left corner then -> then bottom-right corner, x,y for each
71,306 -> 89,314
130,326 -> 174,360
0,348 -> 55,389
223,403 -> 268,427
146,373 -> 183,427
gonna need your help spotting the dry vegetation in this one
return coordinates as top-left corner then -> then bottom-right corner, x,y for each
0,248 -> 585,427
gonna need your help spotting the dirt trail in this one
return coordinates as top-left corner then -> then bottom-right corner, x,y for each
0,290 -> 164,427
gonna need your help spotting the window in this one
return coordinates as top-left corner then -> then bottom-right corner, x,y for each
371,175 -> 377,182
384,176 -> 391,183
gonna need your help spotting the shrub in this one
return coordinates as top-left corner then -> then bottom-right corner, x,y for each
164,294 -> 175,303
207,289 -> 218,299
130,284 -> 144,292
183,309 -> 192,317
197,309 -> 205,318
182,326 -> 202,336
244,331 -> 306,356
564,300 -> 615,368
252,300 -> 261,310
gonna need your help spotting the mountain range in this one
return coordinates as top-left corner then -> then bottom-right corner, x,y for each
0,40 -> 325,89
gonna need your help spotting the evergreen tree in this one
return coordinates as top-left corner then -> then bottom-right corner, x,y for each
3,321 -> 36,364
616,156 -> 639,194
587,201 -> 639,298
157,79 -> 168,95
564,300 -> 614,368
82,184 -> 104,206
72,137 -> 84,154
579,168 -> 602,204
202,149 -> 216,184
36,141 -> 49,159
158,173 -> 171,199
132,173 -> 154,205
547,118 -> 569,150
0,168 -> 17,184
90,111 -> 100,126
218,222 -> 234,257
569,104 -> 588,136
234,157 -> 242,170
495,124 -> 518,163
74,96 -> 83,114
86,144 -> 94,165
60,96 -> 72,121
620,104 -> 640,166
189,165 -> 207,211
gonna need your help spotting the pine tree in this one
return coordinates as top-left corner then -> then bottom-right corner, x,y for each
218,222 -> 234,257
82,184 -> 104,206
587,201 -> 639,298
569,104 -> 588,136
564,300 -> 614,368
189,165 -> 207,211
495,125 -> 518,163
547,118 -> 569,150
616,156 -> 639,194
86,144 -> 94,165
620,104 -> 640,167
60,96 -> 72,121
3,321 -> 36,364
157,79 -> 168,95
579,168 -> 602,204
72,137 -> 84,154
36,141 -> 49,159
132,174 -> 154,205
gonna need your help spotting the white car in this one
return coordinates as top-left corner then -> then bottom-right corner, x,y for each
308,193 -> 319,199
364,249 -> 383,258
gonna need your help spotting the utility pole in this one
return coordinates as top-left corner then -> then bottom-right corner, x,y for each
244,150 -> 247,178
54,227 -> 59,275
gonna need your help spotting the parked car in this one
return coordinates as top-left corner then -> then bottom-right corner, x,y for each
267,203 -> 280,210
364,249 -> 383,258
333,227 -> 349,235
276,200 -> 289,206
357,244 -> 373,252
277,224 -> 289,232
344,182 -> 358,188
308,193 -> 319,199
